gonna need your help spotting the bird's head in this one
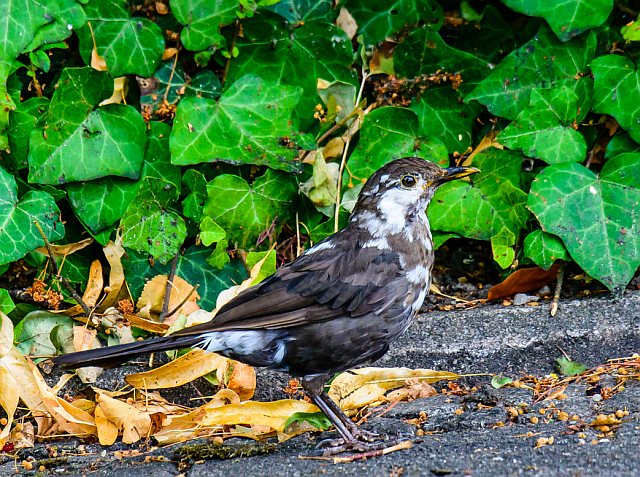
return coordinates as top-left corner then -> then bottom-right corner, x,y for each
351,157 -> 479,232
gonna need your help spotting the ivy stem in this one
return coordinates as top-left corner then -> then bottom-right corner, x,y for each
550,261 -> 565,317
333,70 -> 370,232
221,19 -> 241,89
33,221 -> 92,317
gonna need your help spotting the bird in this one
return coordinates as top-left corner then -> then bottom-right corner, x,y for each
53,157 -> 479,453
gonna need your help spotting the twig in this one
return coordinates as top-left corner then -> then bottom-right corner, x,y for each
159,252 -> 180,322
33,221 -> 92,317
162,47 -> 180,104
165,285 -> 200,319
221,19 -> 240,88
550,262 -> 565,317
334,70 -> 370,232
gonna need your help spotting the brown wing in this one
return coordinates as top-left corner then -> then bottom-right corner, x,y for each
171,232 -> 406,336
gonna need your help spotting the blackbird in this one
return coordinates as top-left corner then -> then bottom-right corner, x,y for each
54,157 -> 478,453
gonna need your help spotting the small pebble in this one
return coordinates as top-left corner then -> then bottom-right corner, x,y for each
513,293 -> 539,306
592,394 -> 603,402
538,285 -> 552,295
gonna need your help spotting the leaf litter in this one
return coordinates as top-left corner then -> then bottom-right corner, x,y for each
0,246 -> 460,454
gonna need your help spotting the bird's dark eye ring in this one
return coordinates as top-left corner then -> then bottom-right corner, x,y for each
400,174 -> 417,188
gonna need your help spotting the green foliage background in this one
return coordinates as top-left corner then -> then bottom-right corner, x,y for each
1,0 -> 639,310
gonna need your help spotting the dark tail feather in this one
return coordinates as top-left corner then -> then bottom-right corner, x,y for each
52,335 -> 203,369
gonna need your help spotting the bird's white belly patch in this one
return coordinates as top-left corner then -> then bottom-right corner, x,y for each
406,265 -> 429,284
199,330 -> 276,357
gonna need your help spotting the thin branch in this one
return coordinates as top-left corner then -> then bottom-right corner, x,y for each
334,70 -> 370,232
165,285 -> 200,319
159,252 -> 180,322
550,261 -> 565,317
33,221 -> 92,317
221,20 -> 240,88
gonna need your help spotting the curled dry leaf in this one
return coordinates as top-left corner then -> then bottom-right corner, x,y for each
329,367 -> 460,412
34,238 -> 94,257
487,264 -> 560,301
153,388 -> 241,445
95,391 -> 151,445
199,399 -> 319,433
126,348 -> 227,389
99,77 -> 129,106
98,241 -> 129,312
124,313 -> 170,334
136,275 -> 200,321
73,326 -> 103,384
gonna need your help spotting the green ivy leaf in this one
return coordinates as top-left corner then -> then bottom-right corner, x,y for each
0,166 -> 64,265
15,311 -> 74,356
343,0 -> 442,46
491,375 -> 514,389
267,0 -> 333,23
429,149 -> 528,268
501,0 -> 613,42
395,25 -> 490,92
528,155 -> 640,291
591,55 -> 640,144
171,0 -> 237,51
124,247 -> 248,310
0,288 -> 15,315
182,169 -> 208,222
66,122 -> 175,234
466,27 -> 596,121
411,88 -> 481,155
27,68 -> 146,185
621,18 -> 640,42
170,75 -> 303,172
347,107 -> 448,184
200,217 -> 226,246
7,97 -> 49,170
246,249 -> 277,284
228,15 -> 356,130
555,356 -> 587,376
284,411 -> 332,431
0,0 -> 86,149
203,169 -> 297,248
77,0 -> 164,77
523,230 -> 569,270
498,88 -> 588,164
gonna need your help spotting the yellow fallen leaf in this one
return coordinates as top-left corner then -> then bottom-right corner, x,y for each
0,366 -> 19,445
126,348 -> 227,389
95,404 -> 119,446
136,275 -> 200,320
34,238 -> 94,257
225,361 -> 256,401
29,360 -> 96,437
153,389 -> 240,445
95,392 -> 151,444
329,367 -> 459,411
97,241 -> 129,312
199,399 -> 319,433
124,313 -> 170,334
99,77 -> 129,106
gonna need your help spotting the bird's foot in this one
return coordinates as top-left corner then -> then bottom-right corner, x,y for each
317,429 -> 397,457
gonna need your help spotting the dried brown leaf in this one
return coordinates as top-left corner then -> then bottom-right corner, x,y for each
487,264 -> 560,301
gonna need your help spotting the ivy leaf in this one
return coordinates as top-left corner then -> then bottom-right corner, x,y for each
267,0 -> 333,23
498,88 -> 588,164
66,122 -> 175,234
228,15 -> 356,130
77,0 -> 164,77
0,166 -> 64,266
555,357 -> 587,377
203,170 -> 297,248
411,88 -> 481,155
7,97 -> 49,170
343,0 -> 442,46
27,68 -> 146,185
15,311 -> 74,357
124,247 -> 248,310
395,25 -> 490,92
171,0 -> 237,51
199,217 -> 226,247
591,55 -> 640,144
0,0 -> 86,149
523,230 -> 570,270
501,0 -> 613,42
429,149 -> 528,268
621,18 -> 640,42
346,107 -> 448,184
170,75 -> 303,172
466,27 -> 596,121
182,169 -> 208,222
0,289 -> 14,315
284,411 -> 332,431
528,154 -> 640,291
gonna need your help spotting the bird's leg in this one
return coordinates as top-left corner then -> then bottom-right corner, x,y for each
301,375 -> 383,454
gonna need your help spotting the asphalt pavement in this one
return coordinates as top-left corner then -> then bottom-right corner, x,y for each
2,291 -> 639,476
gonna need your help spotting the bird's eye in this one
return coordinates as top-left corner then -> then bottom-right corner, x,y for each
400,174 -> 417,188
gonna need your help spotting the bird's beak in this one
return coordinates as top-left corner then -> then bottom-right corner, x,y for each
437,166 -> 480,185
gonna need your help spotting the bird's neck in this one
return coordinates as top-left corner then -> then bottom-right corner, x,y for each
350,205 -> 431,245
